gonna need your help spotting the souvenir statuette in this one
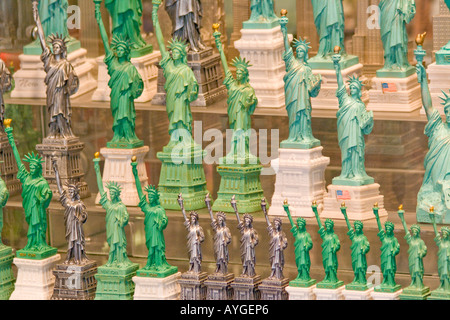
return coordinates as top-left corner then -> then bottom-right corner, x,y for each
0,163 -> 13,300
204,193 -> 234,300
415,57 -> 450,224
50,156 -> 97,300
152,0 -> 208,211
340,203 -> 373,300
398,205 -> 431,300
177,194 -> 207,300
259,198 -> 289,300
269,10 -> 330,218
0,58 -> 13,131
93,152 -> 139,300
230,195 -> 261,300
246,0 -> 278,27
5,119 -> 60,300
321,47 -> 387,221
371,204 -> 402,299
211,24 -> 264,213
428,206 -> 450,300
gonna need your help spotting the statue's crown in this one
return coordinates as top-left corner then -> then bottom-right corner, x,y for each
231,56 -> 252,70
111,34 -> 131,53
293,37 -> 311,52
106,181 -> 122,193
144,184 -> 160,198
168,37 -> 188,54
23,152 -> 44,165
48,33 -> 69,47
347,75 -> 364,91
439,90 -> 450,108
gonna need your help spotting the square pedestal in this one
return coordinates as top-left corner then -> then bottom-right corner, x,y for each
156,144 -> 208,211
371,289 -> 402,300
311,63 -> 368,110
179,272 -> 208,300
51,261 -> 98,300
425,62 -> 450,115
231,275 -> 262,300
133,272 -> 181,300
321,183 -> 388,221
152,47 -> 227,107
212,161 -> 264,213
342,287 -> 374,300
92,51 -> 161,103
269,147 -> 330,217
0,246 -> 15,300
234,26 -> 291,109
36,137 -> 89,200
367,74 -> 422,112
0,134 -> 21,197
95,146 -> 149,207
313,285 -> 344,300
11,48 -> 97,99
94,263 -> 139,300
259,277 -> 289,300
205,273 -> 234,300
10,254 -> 60,300
399,286 -> 431,300
285,285 -> 316,300
428,289 -> 450,300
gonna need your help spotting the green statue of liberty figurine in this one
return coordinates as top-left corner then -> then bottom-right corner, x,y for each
279,10 -> 322,149
378,0 -> 416,77
4,119 -> 56,259
130,157 -> 178,278
0,173 -> 9,248
93,152 -> 139,300
340,203 -> 371,291
415,60 -> 450,224
284,200 -> 315,287
332,47 -> 374,186
428,206 -> 450,300
26,0 -> 80,55
312,202 -> 343,289
103,0 -> 153,57
309,0 -> 358,69
372,204 -> 401,293
0,161 -> 13,300
244,0 -> 278,29
397,205 -> 431,300
95,2 -> 144,149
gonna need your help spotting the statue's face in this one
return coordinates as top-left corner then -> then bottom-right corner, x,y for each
30,163 -> 40,176
217,215 -> 224,225
236,68 -> 245,82
442,229 -> 449,240
172,48 -> 182,61
355,223 -> 362,233
411,228 -> 419,237
116,46 -> 126,59
67,187 -> 77,200
445,105 -> 450,124
274,219 -> 281,230
325,220 -> 334,231
190,214 -> 197,224
110,189 -> 120,200
244,216 -> 251,227
296,49 -> 306,61
53,43 -> 62,55
350,84 -> 359,97
385,224 -> 393,234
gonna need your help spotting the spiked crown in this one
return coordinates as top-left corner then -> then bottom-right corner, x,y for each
293,37 -> 311,53
48,33 -> 68,55
439,90 -> 450,111
232,56 -> 252,71
347,75 -> 364,91
106,181 -> 122,194
23,152 -> 45,165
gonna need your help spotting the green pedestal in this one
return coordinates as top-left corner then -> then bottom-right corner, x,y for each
332,175 -> 374,187
316,280 -> 344,289
435,45 -> 450,65
308,54 -> 359,70
399,286 -> 431,300
130,44 -> 154,59
94,263 -> 139,300
157,143 -> 208,211
136,265 -> 178,278
106,139 -> 144,149
211,158 -> 264,213
289,278 -> 316,288
16,246 -> 58,260
280,139 -> 320,150
345,282 -> 371,291
374,284 -> 402,293
242,19 -> 279,30
376,65 -> 416,78
427,289 -> 450,300
0,246 -> 15,300
23,37 -> 81,56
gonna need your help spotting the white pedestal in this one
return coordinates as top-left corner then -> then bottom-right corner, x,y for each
234,26 -> 292,109
269,147 -> 330,217
10,254 -> 60,300
311,63 -> 368,110
371,289 -> 403,300
11,48 -> 97,99
426,62 -> 449,115
92,51 -> 161,103
367,74 -> 422,112
342,288 -> 374,300
286,285 -> 316,300
321,183 -> 388,220
132,272 -> 181,300
313,286 -> 344,300
95,146 -> 149,207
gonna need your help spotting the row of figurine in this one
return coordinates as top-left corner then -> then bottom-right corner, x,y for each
2,0 -> 448,226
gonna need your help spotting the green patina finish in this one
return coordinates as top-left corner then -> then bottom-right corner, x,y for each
94,263 -> 139,300
0,247 -> 15,300
131,161 -> 178,278
243,0 -> 278,29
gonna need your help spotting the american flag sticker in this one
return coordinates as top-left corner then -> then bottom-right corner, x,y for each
382,83 -> 397,93
336,190 -> 351,200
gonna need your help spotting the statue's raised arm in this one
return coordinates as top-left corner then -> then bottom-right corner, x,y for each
152,0 -> 167,56
213,24 -> 230,75
94,0 -> 112,56
4,120 -> 24,171
32,0 -> 47,51
93,152 -> 106,197
131,156 -> 145,201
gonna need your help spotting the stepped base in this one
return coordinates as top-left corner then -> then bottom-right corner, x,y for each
259,277 -> 289,300
94,263 -> 139,300
205,273 -> 234,300
286,284 -> 316,300
0,246 -> 15,300
179,271 -> 208,300
133,272 -> 181,300
231,275 -> 262,300
313,285 -> 344,300
342,287 -> 374,300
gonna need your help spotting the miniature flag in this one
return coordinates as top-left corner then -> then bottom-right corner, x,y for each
382,83 -> 397,93
336,190 -> 351,200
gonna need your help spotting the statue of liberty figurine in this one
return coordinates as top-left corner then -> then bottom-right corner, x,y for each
340,203 -> 371,291
244,0 -> 278,28
378,0 -> 416,76
332,47 -> 374,186
279,10 -> 322,149
428,206 -> 450,300
415,61 -> 450,224
95,2 -> 144,148
398,205 -> 431,300
26,0 -> 80,55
